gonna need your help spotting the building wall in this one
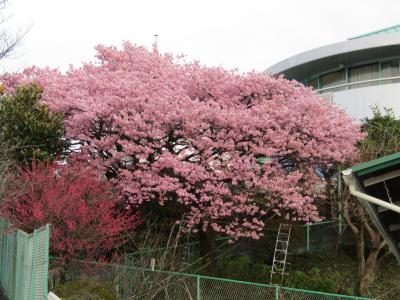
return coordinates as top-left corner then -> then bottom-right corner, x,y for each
320,82 -> 400,121
265,33 -> 400,81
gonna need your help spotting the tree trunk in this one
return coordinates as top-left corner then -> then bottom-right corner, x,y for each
198,228 -> 218,274
359,250 -> 379,296
356,229 -> 365,279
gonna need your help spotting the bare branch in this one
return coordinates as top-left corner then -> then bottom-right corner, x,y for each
0,0 -> 29,61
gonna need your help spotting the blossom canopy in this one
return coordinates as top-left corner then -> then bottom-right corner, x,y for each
1,42 -> 363,239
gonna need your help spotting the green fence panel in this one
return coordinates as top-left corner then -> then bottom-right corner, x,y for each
280,286 -> 370,300
16,231 -> 29,300
0,219 -> 50,300
34,225 -> 50,299
51,258 -> 374,300
198,276 -> 276,300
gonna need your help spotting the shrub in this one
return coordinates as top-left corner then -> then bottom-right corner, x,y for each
0,84 -> 65,163
1,160 -> 140,261
286,268 -> 336,293
214,254 -> 336,293
215,255 -> 271,283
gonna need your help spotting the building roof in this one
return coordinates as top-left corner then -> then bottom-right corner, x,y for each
346,152 -> 400,265
265,33 -> 400,80
348,24 -> 400,40
352,152 -> 400,176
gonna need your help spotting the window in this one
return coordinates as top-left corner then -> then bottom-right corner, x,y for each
308,78 -> 318,90
381,61 -> 400,84
348,63 -> 379,88
312,59 -> 400,94
320,70 -> 346,92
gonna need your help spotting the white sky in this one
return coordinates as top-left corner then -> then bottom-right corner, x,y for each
1,0 -> 400,73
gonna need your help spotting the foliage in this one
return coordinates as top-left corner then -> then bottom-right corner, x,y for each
54,278 -> 117,300
1,43 -> 363,240
211,253 -> 337,293
0,135 -> 14,200
286,268 -> 336,293
339,107 -> 400,295
291,251 -> 400,299
0,84 -> 65,163
1,160 -> 140,261
214,255 -> 271,283
360,106 -> 400,159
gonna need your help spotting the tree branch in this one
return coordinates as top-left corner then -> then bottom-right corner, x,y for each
343,197 -> 359,235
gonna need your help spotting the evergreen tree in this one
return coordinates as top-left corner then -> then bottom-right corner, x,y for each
0,84 -> 66,163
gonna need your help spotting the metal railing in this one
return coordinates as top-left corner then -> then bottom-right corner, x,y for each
315,76 -> 400,93
51,258 -> 373,300
0,219 -> 50,300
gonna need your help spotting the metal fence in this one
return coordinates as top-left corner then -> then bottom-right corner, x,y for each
299,219 -> 354,253
51,258 -> 373,300
125,219 -> 355,266
125,236 -> 231,267
0,219 -> 50,300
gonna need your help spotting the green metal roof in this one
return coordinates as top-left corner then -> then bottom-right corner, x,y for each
348,24 -> 400,40
352,152 -> 400,176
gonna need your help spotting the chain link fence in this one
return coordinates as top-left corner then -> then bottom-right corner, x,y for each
294,219 -> 355,253
0,219 -> 50,300
125,236 -> 231,268
50,258 -> 372,300
125,219 -> 356,266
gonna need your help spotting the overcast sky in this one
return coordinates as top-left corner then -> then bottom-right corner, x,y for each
1,0 -> 400,73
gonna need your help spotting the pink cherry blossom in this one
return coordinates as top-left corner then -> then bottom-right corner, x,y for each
1,42 -> 363,239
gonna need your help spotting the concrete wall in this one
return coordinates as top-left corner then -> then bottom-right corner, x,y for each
321,83 -> 400,121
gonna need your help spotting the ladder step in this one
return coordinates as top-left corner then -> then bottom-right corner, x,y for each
270,223 -> 292,285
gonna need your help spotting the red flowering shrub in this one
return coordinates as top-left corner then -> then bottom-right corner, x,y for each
1,160 -> 140,261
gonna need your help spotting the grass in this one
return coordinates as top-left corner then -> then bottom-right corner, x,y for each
367,256 -> 400,299
289,250 -> 400,299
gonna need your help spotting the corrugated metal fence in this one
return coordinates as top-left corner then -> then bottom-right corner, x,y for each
0,219 -> 50,300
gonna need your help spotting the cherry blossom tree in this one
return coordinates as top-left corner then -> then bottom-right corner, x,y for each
1,42 -> 363,242
1,160 -> 140,261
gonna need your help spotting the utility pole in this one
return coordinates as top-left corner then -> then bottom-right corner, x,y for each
153,34 -> 159,52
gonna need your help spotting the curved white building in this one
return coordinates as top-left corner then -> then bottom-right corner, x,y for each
266,25 -> 400,121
